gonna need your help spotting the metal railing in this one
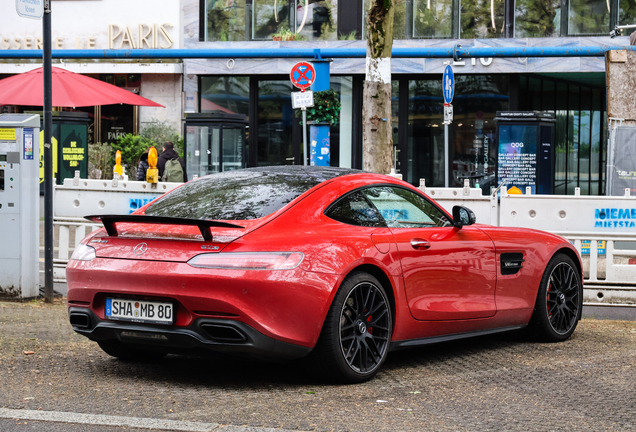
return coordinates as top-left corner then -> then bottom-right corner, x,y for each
52,217 -> 100,283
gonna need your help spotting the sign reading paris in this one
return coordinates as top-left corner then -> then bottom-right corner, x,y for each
16,0 -> 44,20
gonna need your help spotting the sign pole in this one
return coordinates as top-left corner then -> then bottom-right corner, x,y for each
444,122 -> 449,187
290,62 -> 315,166
43,0 -> 53,303
442,63 -> 455,188
302,106 -> 308,166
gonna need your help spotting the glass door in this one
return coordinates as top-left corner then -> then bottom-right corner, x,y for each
222,126 -> 244,171
186,123 -> 246,179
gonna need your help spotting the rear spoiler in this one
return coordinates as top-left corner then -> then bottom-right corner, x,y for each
85,215 -> 245,242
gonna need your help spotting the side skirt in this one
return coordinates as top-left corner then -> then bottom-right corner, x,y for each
389,324 -> 527,351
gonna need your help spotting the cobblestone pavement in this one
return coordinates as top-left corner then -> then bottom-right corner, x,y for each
1,301 -> 635,432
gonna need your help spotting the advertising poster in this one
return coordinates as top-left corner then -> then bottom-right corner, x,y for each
497,124 -> 537,194
39,127 -> 59,185
608,127 -> 636,196
60,124 -> 88,181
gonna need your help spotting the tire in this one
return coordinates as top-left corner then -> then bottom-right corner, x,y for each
98,340 -> 167,362
310,272 -> 392,383
526,253 -> 583,342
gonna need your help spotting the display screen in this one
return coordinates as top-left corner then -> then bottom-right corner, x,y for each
497,124 -> 537,194
0,155 -> 6,162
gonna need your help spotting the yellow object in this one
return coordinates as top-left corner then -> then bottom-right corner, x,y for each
507,186 -> 523,195
113,150 -> 123,176
146,147 -> 159,183
39,131 -> 58,184
0,128 -> 17,141
146,168 -> 159,183
148,147 -> 158,168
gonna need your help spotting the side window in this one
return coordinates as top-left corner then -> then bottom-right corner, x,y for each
361,186 -> 452,228
326,191 -> 386,227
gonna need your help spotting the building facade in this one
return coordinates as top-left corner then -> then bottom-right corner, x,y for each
0,0 -> 183,143
182,0 -> 635,194
1,0 -> 633,194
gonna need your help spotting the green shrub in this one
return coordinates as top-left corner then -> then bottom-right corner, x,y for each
111,134 -> 154,180
88,142 -> 114,179
141,120 -> 184,158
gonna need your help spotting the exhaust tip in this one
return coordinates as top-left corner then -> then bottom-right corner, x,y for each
69,312 -> 91,328
201,324 -> 247,343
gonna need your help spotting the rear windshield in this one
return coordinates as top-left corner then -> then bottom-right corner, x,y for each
144,166 -> 359,221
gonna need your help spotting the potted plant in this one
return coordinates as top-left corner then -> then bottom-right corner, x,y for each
273,28 -> 296,41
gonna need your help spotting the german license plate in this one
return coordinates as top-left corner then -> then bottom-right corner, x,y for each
105,298 -> 173,325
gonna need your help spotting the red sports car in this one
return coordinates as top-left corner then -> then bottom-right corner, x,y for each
67,167 -> 583,383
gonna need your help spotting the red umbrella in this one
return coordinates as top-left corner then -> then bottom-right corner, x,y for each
0,67 -> 164,108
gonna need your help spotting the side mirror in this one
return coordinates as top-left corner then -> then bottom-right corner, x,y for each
452,206 -> 476,229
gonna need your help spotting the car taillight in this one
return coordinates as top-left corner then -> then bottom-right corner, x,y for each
187,252 -> 304,270
70,244 -> 96,261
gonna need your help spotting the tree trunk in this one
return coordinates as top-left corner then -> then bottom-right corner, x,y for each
362,0 -> 395,174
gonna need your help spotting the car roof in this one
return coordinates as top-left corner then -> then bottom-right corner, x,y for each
198,166 -> 364,183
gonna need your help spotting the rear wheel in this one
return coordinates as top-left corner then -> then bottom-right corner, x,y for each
527,254 -> 582,342
98,340 -> 167,362
311,272 -> 392,383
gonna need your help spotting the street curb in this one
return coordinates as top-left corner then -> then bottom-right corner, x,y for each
0,408 -> 299,432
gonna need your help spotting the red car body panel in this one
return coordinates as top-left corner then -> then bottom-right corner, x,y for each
66,170 -> 583,358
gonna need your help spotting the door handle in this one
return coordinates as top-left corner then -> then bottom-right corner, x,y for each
410,238 -> 431,250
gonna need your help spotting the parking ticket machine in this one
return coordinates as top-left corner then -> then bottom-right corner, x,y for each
0,114 -> 40,298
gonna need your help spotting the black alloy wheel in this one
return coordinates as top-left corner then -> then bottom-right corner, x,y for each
339,281 -> 391,375
546,261 -> 581,334
310,271 -> 392,383
527,254 -> 583,342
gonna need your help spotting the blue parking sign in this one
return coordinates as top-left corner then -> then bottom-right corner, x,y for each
443,65 -> 455,104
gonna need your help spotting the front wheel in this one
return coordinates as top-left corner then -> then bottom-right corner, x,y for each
527,254 -> 583,342
311,272 -> 392,383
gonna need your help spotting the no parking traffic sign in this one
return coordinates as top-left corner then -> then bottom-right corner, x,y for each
290,62 -> 315,92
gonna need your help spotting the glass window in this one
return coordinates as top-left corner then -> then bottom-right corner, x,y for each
460,0 -> 505,38
253,0 -> 294,40
205,0 -> 247,41
413,0 -> 453,38
326,191 -> 386,227
253,0 -> 337,40
391,80 -> 399,172
567,85 -> 580,194
200,77 -> 250,117
145,166 -> 355,220
363,0 -> 407,40
330,76 -> 354,168
568,0 -> 610,35
361,186 -> 452,228
407,79 -> 445,187
514,0 -> 561,37
223,127 -> 244,171
452,75 -> 508,191
590,88 -> 602,195
554,110 -> 568,194
542,80 -> 556,112
258,80 -> 295,166
296,0 -> 338,41
579,87 -> 591,194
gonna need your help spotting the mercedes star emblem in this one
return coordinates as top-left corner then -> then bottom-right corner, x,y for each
133,242 -> 148,256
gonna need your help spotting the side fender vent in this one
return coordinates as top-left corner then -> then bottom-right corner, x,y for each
501,253 -> 524,275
